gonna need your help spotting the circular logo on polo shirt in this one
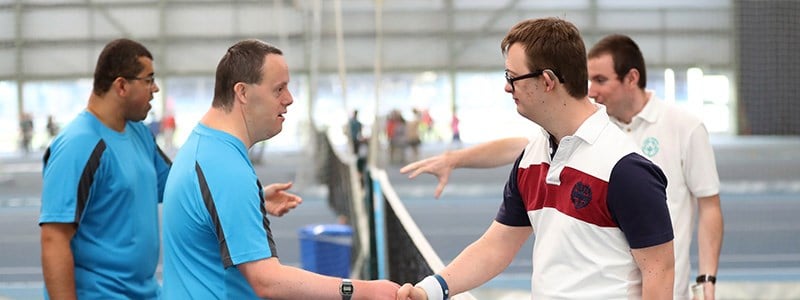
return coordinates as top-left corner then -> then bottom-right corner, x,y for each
642,137 -> 659,157
571,181 -> 592,209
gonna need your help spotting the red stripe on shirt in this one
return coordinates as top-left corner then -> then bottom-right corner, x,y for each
517,164 -> 616,228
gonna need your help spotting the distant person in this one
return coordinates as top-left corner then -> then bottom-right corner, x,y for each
397,18 -> 674,300
161,39 -> 398,299
160,111 -> 176,151
401,33 -> 724,299
419,108 -> 434,141
450,113 -> 461,147
348,109 -> 364,155
406,109 -> 422,162
45,115 -> 60,141
19,112 -> 34,154
39,38 -> 170,300
387,109 -> 407,164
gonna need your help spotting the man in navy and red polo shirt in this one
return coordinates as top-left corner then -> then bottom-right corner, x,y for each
398,17 -> 675,300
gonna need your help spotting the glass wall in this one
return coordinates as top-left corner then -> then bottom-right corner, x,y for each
0,81 -> 19,155
0,66 -> 735,156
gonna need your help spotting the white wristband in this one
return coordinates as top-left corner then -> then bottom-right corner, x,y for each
415,275 -> 443,300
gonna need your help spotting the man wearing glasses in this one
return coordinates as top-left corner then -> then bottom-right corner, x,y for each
398,18 -> 675,299
39,38 -> 170,299
403,33 -> 723,299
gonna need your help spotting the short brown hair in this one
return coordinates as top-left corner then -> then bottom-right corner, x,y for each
93,38 -> 153,95
501,18 -> 588,98
213,39 -> 283,111
588,34 -> 647,89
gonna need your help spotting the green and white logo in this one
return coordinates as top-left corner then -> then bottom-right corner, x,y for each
642,137 -> 659,157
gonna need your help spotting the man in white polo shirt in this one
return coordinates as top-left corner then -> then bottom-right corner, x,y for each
402,34 -> 723,300
398,18 -> 675,300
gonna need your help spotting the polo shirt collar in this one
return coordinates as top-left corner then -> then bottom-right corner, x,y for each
570,103 -> 609,145
635,90 -> 661,124
609,90 -> 661,128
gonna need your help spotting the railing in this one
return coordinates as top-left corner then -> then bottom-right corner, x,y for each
318,129 -> 476,299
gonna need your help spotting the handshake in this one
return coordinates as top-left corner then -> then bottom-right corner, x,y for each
343,274 -> 452,300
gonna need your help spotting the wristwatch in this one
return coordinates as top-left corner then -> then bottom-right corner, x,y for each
696,274 -> 717,284
340,278 -> 353,300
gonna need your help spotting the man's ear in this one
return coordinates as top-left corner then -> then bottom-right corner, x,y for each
543,69 -> 558,92
625,68 -> 640,87
113,77 -> 129,97
234,82 -> 248,105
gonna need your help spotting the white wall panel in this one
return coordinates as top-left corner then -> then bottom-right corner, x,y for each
23,8 -> 89,40
313,37 -> 449,71
316,38 -> 374,71
332,0 -> 443,12
516,0 -> 591,10
276,43 -> 308,72
0,10 -> 13,40
383,37 -> 447,70
238,5 -> 305,36
23,46 -> 93,76
0,48 -> 14,77
455,36 -> 506,69
598,0 -> 729,9
454,10 -> 596,33
326,12 -> 374,34
164,42 -> 231,74
454,12 -> 494,31
0,0 -> 735,80
24,0 -> 83,4
97,7 -> 161,39
508,11 -> 594,32
93,0 -> 154,3
595,11 -> 663,30
666,11 -> 729,30
665,35 -> 730,65
166,6 -> 236,36
158,40 -> 308,75
625,35 -> 666,65
381,11 -> 447,33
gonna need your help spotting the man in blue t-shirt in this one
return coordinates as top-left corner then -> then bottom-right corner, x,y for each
39,39 -> 171,299
162,39 -> 400,300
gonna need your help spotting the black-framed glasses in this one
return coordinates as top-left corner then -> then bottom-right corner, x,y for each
505,70 -> 544,93
505,69 -> 565,93
124,75 -> 156,88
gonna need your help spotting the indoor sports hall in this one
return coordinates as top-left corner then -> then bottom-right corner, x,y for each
1,1 -> 798,299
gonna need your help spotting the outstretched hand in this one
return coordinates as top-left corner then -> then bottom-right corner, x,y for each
400,153 -> 455,199
396,283 -> 427,300
263,182 -> 302,217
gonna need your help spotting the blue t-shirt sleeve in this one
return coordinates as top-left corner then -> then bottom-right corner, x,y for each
496,152 -> 532,227
607,153 -> 673,249
40,135 -> 104,224
131,122 -> 172,203
203,163 -> 275,267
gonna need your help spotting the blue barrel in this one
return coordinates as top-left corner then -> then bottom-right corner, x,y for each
298,224 -> 352,277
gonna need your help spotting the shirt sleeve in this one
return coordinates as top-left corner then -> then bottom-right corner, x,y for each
40,135 -> 104,225
607,153 -> 673,249
496,152 -> 532,227
682,123 -> 720,198
134,122 -> 172,203
205,164 -> 276,267
153,144 -> 172,203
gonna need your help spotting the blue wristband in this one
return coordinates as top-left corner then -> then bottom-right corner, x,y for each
434,274 -> 449,300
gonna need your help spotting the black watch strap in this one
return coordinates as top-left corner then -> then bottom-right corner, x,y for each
696,274 -> 716,284
340,279 -> 353,300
